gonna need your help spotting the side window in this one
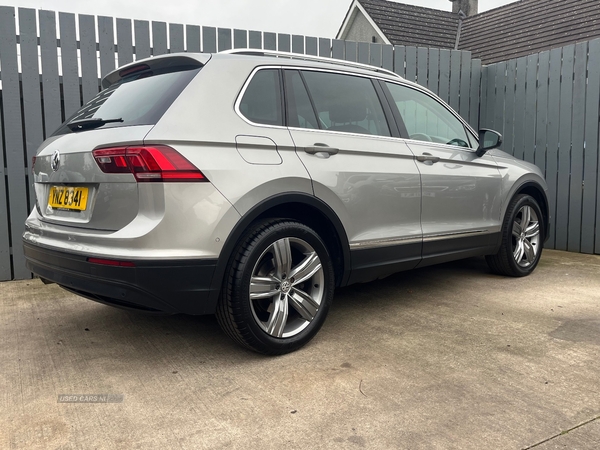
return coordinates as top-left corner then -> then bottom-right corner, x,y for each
385,82 -> 472,148
239,69 -> 283,126
301,71 -> 390,137
284,70 -> 319,129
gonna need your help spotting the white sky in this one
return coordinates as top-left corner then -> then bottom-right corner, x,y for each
4,0 -> 517,38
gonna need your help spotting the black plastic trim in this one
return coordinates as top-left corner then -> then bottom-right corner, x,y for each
207,192 -> 352,305
418,232 -> 501,268
373,79 -> 402,138
377,79 -> 410,138
349,241 -> 421,284
23,242 -> 217,315
513,181 -> 551,243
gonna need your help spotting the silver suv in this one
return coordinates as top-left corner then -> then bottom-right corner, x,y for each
23,51 -> 549,354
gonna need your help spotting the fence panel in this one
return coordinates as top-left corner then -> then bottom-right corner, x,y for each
394,46 -> 405,77
555,45 -> 575,251
416,47 -> 427,87
523,54 -> 538,164
152,21 -> 168,55
370,43 -> 382,67
357,42 -> 369,64
568,42 -> 587,252
405,46 -> 416,83
292,35 -> 304,54
187,25 -> 201,52
40,10 -> 62,136
218,28 -> 232,52
248,30 -> 261,50
0,7 -> 29,279
116,18 -> 134,65
306,36 -> 318,56
19,7 -> 44,213
0,103 -> 9,281
80,14 -> 99,103
534,51 -> 549,173
459,51 -> 471,120
234,30 -> 247,49
318,38 -> 331,57
583,40 -> 600,254
6,7 -> 599,283
438,49 -> 451,104
469,59 -> 481,130
134,20 -> 151,58
278,33 -> 290,52
502,60 -> 516,155
202,26 -> 217,52
382,45 -> 393,71
98,16 -> 116,77
170,23 -> 184,52
480,40 -> 600,254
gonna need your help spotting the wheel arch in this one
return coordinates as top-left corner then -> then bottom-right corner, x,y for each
514,181 -> 550,242
207,193 -> 351,307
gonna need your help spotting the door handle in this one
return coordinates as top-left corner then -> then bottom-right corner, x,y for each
305,143 -> 339,156
416,153 -> 440,164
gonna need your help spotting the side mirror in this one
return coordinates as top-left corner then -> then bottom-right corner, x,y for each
476,129 -> 503,157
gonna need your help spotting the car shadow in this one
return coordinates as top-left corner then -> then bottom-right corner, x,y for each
55,256 -> 495,366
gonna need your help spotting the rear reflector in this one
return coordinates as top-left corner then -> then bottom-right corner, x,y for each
92,145 -> 207,182
88,257 -> 136,267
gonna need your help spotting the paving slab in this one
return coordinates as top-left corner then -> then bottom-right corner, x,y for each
1,249 -> 599,449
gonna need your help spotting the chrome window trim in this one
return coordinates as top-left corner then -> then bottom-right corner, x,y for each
234,64 -> 480,152
235,65 -> 398,135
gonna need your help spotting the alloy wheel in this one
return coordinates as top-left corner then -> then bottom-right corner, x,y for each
512,205 -> 540,267
249,237 -> 324,338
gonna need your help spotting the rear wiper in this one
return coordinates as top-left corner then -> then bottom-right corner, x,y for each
67,117 -> 124,131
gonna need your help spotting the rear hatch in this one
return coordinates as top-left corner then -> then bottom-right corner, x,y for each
32,55 -> 207,231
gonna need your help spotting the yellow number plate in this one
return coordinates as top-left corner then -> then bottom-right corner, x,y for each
48,186 -> 89,211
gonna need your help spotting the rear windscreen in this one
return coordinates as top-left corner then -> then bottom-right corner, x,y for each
53,66 -> 201,136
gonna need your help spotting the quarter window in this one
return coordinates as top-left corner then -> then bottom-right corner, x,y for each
301,71 -> 390,137
239,69 -> 283,126
385,82 -> 472,148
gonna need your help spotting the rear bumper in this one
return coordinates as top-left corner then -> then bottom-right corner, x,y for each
23,242 -> 218,315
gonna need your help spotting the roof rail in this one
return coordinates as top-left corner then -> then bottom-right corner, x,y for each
221,49 -> 402,79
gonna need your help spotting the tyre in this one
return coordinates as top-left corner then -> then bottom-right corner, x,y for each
486,194 -> 544,277
216,219 -> 335,355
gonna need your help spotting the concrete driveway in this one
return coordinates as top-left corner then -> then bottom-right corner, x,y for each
1,249 -> 599,449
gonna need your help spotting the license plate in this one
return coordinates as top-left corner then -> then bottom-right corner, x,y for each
48,186 -> 89,211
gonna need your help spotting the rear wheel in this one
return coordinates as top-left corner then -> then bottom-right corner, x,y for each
216,219 -> 335,355
486,194 -> 544,277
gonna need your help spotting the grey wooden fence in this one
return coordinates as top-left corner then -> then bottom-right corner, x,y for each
480,39 -> 600,255
0,6 -> 482,281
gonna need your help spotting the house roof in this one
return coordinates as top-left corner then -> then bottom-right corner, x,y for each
358,0 -> 459,49
459,0 -> 600,64
341,0 -> 600,65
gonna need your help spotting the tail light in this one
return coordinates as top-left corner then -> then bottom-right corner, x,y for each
92,145 -> 207,182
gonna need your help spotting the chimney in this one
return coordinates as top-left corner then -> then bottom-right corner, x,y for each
449,0 -> 478,17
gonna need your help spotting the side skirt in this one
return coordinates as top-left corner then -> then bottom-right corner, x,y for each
346,231 -> 501,284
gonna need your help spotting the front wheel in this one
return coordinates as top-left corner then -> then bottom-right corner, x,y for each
216,219 -> 335,355
486,194 -> 544,277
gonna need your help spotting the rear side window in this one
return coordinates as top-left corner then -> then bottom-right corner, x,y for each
53,66 -> 201,136
239,69 -> 283,126
301,71 -> 390,137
